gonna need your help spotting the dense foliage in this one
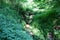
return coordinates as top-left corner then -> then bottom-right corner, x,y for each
0,8 -> 33,40
0,0 -> 60,40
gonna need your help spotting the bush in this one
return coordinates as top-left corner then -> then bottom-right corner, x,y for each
0,8 -> 33,40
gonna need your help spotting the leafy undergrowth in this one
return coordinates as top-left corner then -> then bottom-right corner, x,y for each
0,0 -> 60,40
0,8 -> 33,40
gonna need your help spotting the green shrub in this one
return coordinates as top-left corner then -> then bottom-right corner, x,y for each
0,8 -> 33,40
